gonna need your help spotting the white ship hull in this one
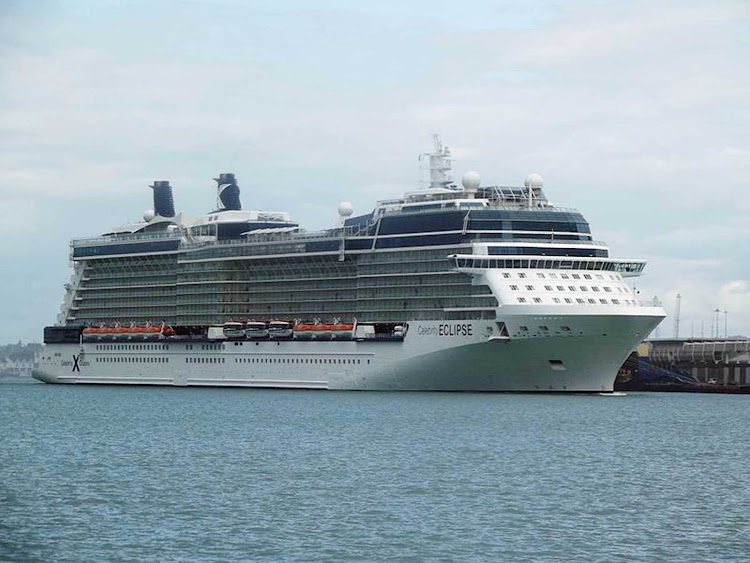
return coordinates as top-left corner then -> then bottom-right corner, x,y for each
33,309 -> 664,392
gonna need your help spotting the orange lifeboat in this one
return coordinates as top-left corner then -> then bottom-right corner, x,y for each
293,322 -> 316,339
83,323 -> 174,340
82,325 -> 113,340
313,324 -> 335,339
331,323 -> 355,339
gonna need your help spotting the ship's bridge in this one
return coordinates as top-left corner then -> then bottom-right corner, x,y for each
449,253 -> 646,276
449,250 -> 649,316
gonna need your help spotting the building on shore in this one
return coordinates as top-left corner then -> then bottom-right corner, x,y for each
0,356 -> 39,377
0,344 -> 42,378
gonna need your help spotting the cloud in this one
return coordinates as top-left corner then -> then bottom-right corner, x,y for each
719,280 -> 750,331
1,0 -> 749,341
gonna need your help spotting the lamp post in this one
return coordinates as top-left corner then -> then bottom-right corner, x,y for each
713,308 -> 720,338
724,310 -> 728,339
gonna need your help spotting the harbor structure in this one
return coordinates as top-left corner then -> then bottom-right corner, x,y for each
646,338 -> 750,385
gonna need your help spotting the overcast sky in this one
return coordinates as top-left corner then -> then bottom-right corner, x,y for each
1,0 -> 748,343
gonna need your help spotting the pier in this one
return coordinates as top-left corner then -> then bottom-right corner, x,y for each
617,338 -> 750,392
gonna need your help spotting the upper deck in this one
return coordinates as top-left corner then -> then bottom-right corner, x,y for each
71,193 -> 599,262
58,138 -> 661,328
66,136 -> 642,284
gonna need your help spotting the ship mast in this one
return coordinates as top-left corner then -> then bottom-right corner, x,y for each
419,134 -> 455,190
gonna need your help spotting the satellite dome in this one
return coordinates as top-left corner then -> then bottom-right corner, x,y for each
524,173 -> 544,189
143,209 -> 155,222
338,201 -> 354,217
461,171 -> 481,191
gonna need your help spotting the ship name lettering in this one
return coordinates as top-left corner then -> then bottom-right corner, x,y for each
432,323 -> 473,337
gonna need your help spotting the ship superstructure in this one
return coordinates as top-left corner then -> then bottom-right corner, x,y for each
35,138 -> 665,391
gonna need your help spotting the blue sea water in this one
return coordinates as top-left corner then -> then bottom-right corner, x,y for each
1,381 -> 749,562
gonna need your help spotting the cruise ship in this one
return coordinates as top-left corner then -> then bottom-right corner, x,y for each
34,137 -> 665,391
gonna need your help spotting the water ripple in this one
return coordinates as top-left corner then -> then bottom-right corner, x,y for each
1,385 -> 749,561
